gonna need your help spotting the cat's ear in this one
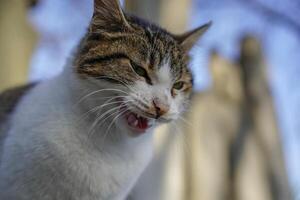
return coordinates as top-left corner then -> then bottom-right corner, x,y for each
90,0 -> 131,32
175,22 -> 212,51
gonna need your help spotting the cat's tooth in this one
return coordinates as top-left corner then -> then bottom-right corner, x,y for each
134,120 -> 138,126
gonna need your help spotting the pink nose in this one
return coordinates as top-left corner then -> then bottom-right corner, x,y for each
152,98 -> 170,119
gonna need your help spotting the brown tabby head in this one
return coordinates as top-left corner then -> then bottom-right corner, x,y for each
75,0 -> 210,135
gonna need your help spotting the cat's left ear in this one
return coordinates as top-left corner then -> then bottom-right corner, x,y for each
175,22 -> 212,51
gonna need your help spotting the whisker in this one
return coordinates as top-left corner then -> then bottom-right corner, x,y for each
178,116 -> 194,128
100,108 -> 129,147
135,98 -> 150,109
172,122 -> 191,156
95,77 -> 150,109
95,100 -> 132,129
88,106 -> 122,137
174,124 -> 191,154
93,95 -> 128,101
78,99 -> 127,122
74,88 -> 130,106
126,103 -> 156,119
77,94 -> 128,122
87,100 -> 133,137
89,106 -> 119,133
94,76 -> 135,92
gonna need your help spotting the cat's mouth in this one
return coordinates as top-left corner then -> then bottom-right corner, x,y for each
124,111 -> 150,134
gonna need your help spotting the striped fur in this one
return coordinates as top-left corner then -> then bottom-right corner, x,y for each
75,3 -> 211,95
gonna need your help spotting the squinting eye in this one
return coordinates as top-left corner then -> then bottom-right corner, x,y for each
173,81 -> 185,90
134,65 -> 147,77
131,61 -> 152,84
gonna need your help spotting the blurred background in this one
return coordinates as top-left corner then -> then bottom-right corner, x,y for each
0,0 -> 299,199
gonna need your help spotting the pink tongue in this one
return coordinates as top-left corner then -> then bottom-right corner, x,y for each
139,117 -> 148,129
126,113 -> 148,130
127,113 -> 137,126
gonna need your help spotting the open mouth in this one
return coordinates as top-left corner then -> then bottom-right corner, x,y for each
124,111 -> 150,134
115,98 -> 152,134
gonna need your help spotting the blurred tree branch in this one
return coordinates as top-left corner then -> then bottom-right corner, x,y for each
238,0 -> 300,35
197,0 -> 300,35
27,0 -> 39,8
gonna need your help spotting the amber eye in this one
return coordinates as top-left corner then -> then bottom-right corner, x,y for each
173,81 -> 185,90
131,61 -> 152,84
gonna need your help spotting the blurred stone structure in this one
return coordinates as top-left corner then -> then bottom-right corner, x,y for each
0,0 -> 36,92
236,36 -> 291,200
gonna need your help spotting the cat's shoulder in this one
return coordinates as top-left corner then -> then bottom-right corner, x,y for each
0,83 -> 37,125
0,83 -> 37,162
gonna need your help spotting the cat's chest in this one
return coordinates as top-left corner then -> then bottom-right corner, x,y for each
71,132 -> 154,199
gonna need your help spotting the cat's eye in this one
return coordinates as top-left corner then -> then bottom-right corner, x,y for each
133,64 -> 147,77
173,81 -> 185,90
131,61 -> 152,84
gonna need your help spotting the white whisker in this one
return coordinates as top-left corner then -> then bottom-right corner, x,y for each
87,99 -> 133,137
74,88 -> 130,106
178,116 -> 194,127
100,108 -> 129,147
88,106 -> 121,137
78,99 -> 127,122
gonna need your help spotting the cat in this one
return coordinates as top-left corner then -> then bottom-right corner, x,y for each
0,0 -> 210,199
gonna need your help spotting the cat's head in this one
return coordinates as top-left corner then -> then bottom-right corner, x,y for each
75,0 -> 210,136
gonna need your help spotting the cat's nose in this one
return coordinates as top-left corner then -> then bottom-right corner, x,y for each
152,98 -> 169,119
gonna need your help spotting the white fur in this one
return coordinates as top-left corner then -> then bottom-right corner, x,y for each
0,69 -> 154,200
157,59 -> 172,84
128,59 -> 184,122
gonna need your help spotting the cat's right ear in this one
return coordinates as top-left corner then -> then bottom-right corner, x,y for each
90,0 -> 132,32
175,22 -> 212,52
